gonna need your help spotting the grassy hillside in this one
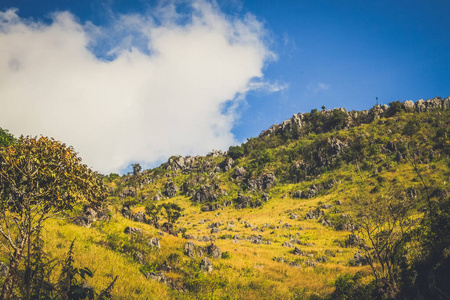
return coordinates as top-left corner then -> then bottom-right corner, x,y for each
1,98 -> 449,299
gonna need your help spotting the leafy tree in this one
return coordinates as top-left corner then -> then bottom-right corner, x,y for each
160,202 -> 183,224
350,188 -> 417,298
131,163 -> 142,199
227,145 -> 244,160
145,203 -> 161,223
0,127 -> 15,148
0,136 -> 106,298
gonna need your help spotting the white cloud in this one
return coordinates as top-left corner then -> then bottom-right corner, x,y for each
0,1 -> 275,174
306,82 -> 330,94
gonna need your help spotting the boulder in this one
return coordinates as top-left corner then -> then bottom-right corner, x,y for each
132,211 -> 146,223
148,237 -> 161,249
200,257 -> 213,272
184,241 -> 196,258
206,243 -> 222,258
293,247 -> 303,256
282,242 -> 294,248
345,234 -> 364,248
124,227 -> 142,234
164,181 -> 178,198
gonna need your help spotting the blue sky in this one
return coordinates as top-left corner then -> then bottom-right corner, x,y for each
1,0 -> 449,173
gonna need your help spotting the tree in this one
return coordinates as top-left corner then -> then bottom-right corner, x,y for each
350,188 -> 416,298
0,136 -> 106,298
0,127 -> 15,148
160,202 -> 183,224
145,203 -> 161,223
131,163 -> 142,199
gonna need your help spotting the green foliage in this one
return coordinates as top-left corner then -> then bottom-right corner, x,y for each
145,203 -> 162,223
160,202 -> 183,224
0,136 -> 106,298
228,145 -> 245,160
332,272 -> 376,300
0,128 -> 15,148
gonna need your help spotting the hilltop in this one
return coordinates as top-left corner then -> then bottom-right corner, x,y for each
1,97 -> 449,299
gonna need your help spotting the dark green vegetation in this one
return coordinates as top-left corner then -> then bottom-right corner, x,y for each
1,97 -> 449,299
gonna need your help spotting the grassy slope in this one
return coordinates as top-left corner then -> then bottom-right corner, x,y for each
1,109 -> 449,299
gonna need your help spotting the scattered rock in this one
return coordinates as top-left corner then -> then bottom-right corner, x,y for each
148,237 -> 161,249
124,227 -> 142,234
282,242 -> 294,248
184,242 -> 197,258
345,234 -> 364,248
206,243 -> 222,258
164,181 -> 178,198
293,247 -> 303,256
290,213 -> 299,220
200,257 -> 213,272
305,260 -> 316,267
316,256 -> 327,263
350,251 -> 368,266
132,211 -> 146,223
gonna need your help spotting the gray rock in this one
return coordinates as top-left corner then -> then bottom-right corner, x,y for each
133,211 -> 146,223
0,262 -> 9,278
233,167 -> 247,179
210,228 -> 221,234
345,234 -> 364,248
206,243 -> 222,258
148,237 -> 160,249
282,241 -> 294,248
351,251 -> 368,266
146,272 -> 168,283
124,227 -> 143,234
164,181 -> 178,198
184,241 -> 196,258
293,247 -> 303,256
290,213 -> 299,220
316,256 -> 327,263
305,260 -> 316,267
321,204 -> 332,209
200,257 -> 213,272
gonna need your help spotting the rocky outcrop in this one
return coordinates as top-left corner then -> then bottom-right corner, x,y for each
246,173 -> 276,191
259,97 -> 450,139
206,243 -> 222,258
192,184 -> 220,202
233,167 -> 247,180
345,234 -> 364,248
148,237 -> 161,249
73,205 -> 111,228
234,194 -> 263,209
124,227 -> 142,234
119,187 -> 136,199
164,181 -> 178,198
305,208 -> 324,220
200,257 -> 213,272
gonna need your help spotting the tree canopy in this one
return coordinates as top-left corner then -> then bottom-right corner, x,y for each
0,136 -> 106,298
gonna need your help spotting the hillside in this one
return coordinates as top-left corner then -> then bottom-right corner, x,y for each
1,97 -> 449,299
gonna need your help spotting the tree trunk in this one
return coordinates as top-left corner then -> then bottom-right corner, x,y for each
1,249 -> 23,299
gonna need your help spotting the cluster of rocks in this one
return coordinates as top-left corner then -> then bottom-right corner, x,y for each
260,97 -> 450,139
345,234 -> 365,248
118,187 -> 136,200
73,205 -> 111,228
305,208 -> 325,220
292,180 -> 338,200
246,173 -> 276,191
163,181 -> 178,198
192,184 -> 220,202
184,242 -> 223,272
349,251 -> 368,266
234,193 -> 268,209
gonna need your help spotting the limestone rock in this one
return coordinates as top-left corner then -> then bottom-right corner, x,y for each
200,257 -> 213,272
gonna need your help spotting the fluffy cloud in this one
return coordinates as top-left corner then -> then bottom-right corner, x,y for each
0,1 -> 275,173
